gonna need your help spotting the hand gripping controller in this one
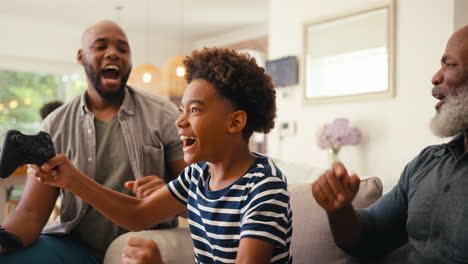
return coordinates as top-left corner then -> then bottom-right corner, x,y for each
0,130 -> 56,178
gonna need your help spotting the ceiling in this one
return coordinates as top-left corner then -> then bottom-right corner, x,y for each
1,0 -> 270,40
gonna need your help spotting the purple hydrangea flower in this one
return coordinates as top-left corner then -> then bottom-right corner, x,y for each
317,118 -> 362,152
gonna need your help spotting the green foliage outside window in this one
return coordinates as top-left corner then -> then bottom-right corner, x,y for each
0,70 -> 86,141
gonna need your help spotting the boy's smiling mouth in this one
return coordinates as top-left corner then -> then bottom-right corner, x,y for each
180,135 -> 197,151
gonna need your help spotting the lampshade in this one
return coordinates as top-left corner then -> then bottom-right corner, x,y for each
161,56 -> 188,97
128,64 -> 166,96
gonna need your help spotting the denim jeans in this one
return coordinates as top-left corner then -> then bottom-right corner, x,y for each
0,235 -> 100,264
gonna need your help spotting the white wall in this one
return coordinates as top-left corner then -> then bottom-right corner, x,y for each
0,14 -> 183,75
454,0 -> 468,30
267,0 -> 462,191
191,24 -> 268,50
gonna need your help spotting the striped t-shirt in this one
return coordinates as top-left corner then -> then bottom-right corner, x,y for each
168,154 -> 292,264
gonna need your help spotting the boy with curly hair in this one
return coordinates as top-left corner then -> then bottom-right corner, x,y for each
35,47 -> 292,264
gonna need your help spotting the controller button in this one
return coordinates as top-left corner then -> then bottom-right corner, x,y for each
44,150 -> 53,157
12,135 -> 24,144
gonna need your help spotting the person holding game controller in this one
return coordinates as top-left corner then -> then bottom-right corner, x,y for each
32,47 -> 292,264
0,20 -> 186,263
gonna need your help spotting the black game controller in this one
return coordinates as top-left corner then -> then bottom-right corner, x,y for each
0,130 -> 56,178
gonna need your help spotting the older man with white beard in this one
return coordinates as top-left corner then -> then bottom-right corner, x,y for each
311,25 -> 468,263
431,74 -> 468,137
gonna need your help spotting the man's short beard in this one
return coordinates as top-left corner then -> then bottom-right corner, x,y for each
430,81 -> 468,137
83,60 -> 131,103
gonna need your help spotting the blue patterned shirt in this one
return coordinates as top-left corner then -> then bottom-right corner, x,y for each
355,133 -> 468,262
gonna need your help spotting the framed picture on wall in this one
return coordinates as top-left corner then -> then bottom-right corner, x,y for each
302,0 -> 395,103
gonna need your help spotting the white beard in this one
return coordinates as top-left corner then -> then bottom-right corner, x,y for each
430,82 -> 468,137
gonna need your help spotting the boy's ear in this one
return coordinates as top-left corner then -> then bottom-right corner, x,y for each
227,110 -> 247,134
77,49 -> 83,65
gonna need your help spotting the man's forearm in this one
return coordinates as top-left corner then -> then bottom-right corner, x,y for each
2,209 -> 48,247
327,205 -> 363,252
1,171 -> 59,249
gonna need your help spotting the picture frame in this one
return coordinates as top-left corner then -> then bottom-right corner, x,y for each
302,1 -> 395,103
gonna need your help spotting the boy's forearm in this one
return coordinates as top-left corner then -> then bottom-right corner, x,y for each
68,172 -> 149,230
236,237 -> 274,264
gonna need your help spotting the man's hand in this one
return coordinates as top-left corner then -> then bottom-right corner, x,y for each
122,237 -> 163,264
312,162 -> 360,213
32,154 -> 83,190
124,176 -> 166,198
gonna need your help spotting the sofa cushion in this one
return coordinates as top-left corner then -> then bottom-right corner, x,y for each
273,159 -> 326,184
289,177 -> 383,264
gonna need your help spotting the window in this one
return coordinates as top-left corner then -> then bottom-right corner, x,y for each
0,70 -> 86,139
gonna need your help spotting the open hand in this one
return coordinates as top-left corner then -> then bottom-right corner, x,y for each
122,237 -> 163,264
312,162 -> 360,213
124,176 -> 166,198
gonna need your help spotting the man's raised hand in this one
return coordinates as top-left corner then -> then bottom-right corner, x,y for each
312,162 -> 360,213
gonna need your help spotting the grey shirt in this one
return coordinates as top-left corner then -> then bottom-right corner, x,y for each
39,86 -> 184,257
71,117 -> 134,260
353,133 -> 468,263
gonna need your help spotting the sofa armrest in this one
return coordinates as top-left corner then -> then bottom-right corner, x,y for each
289,177 -> 383,264
104,228 -> 193,264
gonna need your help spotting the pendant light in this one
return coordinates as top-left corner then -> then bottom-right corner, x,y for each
161,0 -> 187,98
127,0 -> 163,95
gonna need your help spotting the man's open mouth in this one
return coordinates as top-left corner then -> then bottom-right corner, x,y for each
435,100 -> 445,111
101,65 -> 121,80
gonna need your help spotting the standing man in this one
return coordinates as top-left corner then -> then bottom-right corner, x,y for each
0,20 -> 186,263
312,25 -> 468,263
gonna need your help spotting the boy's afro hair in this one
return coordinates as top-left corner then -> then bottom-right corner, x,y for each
183,47 -> 276,139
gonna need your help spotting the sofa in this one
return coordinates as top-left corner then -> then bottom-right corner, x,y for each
104,160 -> 407,263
